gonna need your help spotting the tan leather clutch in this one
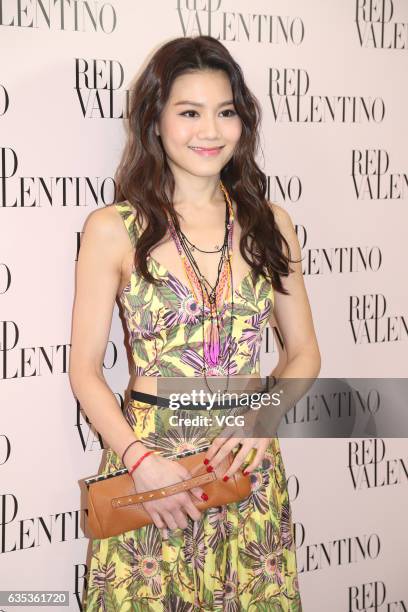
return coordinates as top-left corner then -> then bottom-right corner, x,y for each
83,447 -> 251,539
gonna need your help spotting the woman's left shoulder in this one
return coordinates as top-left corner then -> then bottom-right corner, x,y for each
266,201 -> 296,236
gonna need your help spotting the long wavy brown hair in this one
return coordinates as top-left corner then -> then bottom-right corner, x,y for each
115,35 -> 297,295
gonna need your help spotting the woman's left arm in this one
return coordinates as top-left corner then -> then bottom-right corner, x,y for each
203,202 -> 321,477
266,201 -> 321,381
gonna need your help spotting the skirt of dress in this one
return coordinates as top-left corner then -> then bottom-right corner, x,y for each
83,396 -> 303,612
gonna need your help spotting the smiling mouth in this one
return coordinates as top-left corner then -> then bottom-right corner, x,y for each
188,146 -> 225,151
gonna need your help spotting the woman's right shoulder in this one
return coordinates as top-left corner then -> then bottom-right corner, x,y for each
80,202 -> 137,258
83,201 -> 133,236
82,202 -> 148,253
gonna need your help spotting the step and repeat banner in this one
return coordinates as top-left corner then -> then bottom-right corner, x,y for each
1,1 -> 407,610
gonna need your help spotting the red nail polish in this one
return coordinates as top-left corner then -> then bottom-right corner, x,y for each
206,465 -> 213,472
243,470 -> 249,476
223,475 -> 229,482
203,458 -> 209,465
201,492 -> 208,501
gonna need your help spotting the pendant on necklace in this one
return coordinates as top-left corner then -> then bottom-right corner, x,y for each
203,318 -> 220,366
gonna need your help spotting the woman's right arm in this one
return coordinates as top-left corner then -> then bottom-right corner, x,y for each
68,206 -> 205,530
68,206 -> 147,466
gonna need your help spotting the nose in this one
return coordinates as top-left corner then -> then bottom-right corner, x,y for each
197,114 -> 221,140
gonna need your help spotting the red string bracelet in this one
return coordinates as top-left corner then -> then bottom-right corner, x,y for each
128,450 -> 156,476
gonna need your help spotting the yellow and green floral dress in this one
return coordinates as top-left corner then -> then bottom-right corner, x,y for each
83,201 -> 302,611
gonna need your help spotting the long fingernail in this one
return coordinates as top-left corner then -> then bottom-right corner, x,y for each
201,492 -> 208,501
206,465 -> 213,472
223,475 -> 229,481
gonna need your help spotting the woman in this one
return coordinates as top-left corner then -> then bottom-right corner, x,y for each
69,35 -> 321,611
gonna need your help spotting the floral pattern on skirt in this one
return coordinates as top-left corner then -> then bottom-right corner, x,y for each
83,397 -> 303,611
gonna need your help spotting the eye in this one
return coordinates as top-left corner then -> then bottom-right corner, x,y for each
179,109 -> 237,118
180,110 -> 199,118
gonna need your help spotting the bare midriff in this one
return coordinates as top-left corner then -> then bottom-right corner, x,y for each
130,372 -> 266,398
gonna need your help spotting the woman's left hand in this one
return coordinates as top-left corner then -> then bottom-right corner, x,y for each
202,402 -> 282,478
203,435 -> 273,480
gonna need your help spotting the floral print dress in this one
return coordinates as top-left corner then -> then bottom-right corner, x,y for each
82,202 -> 302,611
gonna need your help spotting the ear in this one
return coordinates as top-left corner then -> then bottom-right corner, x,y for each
154,122 -> 160,137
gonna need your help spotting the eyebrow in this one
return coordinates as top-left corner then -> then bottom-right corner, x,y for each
173,99 -> 235,108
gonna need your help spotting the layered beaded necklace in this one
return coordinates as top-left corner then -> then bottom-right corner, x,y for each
167,180 -> 234,393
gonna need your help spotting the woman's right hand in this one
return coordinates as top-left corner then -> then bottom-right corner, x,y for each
130,452 -> 206,531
